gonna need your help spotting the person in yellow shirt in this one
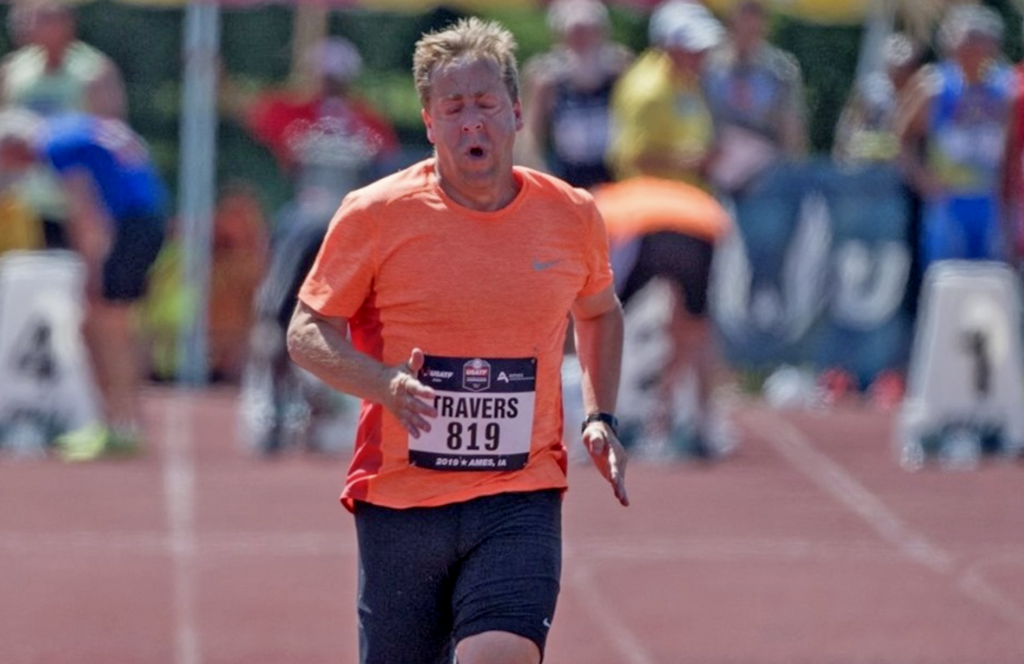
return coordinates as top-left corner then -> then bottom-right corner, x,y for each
608,0 -> 722,189
605,2 -> 734,459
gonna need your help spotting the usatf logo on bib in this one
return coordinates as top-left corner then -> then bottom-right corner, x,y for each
463,359 -> 491,392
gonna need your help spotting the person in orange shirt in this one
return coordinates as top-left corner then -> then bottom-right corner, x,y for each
593,176 -> 733,459
286,17 -> 627,664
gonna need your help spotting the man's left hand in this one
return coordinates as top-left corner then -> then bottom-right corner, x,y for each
583,423 -> 629,506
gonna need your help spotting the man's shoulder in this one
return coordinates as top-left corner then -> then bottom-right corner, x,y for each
344,159 -> 434,209
0,45 -> 43,74
516,166 -> 596,208
754,44 -> 803,82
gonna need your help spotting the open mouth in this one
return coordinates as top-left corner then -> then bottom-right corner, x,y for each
467,146 -> 486,159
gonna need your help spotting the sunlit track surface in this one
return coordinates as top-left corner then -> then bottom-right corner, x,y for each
0,388 -> 1021,664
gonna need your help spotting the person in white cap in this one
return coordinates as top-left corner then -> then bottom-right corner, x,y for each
243,35 -> 400,201
608,0 -> 723,188
605,1 -> 736,459
896,3 -> 1019,269
519,0 -> 633,189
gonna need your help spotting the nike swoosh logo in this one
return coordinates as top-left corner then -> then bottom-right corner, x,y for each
532,259 -> 562,271
542,618 -> 552,629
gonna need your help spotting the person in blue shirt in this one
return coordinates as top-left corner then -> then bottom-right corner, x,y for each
0,109 -> 167,460
896,5 -> 1020,268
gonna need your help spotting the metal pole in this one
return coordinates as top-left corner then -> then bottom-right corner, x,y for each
176,2 -> 221,387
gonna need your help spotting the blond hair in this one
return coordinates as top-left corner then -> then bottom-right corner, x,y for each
412,17 -> 520,107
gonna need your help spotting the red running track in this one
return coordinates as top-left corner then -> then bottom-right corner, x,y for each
0,386 -> 1022,664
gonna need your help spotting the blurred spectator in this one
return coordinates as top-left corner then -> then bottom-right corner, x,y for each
207,182 -> 269,384
896,4 -> 1019,269
0,0 -> 127,250
703,0 -> 808,194
593,175 -> 734,458
0,110 -> 167,461
229,37 -> 400,454
519,0 -> 632,189
833,32 -> 922,166
835,31 -> 926,321
235,36 -> 400,218
1009,20 -> 1024,263
604,2 -> 732,458
607,0 -> 722,188
240,203 -> 343,456
140,183 -> 270,386
0,1 -> 125,118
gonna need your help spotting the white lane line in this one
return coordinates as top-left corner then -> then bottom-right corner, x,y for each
747,408 -> 1024,626
576,536 -> 907,562
161,393 -> 200,664
568,555 -> 659,664
959,554 -> 1024,625
747,409 -> 953,573
0,531 -> 355,557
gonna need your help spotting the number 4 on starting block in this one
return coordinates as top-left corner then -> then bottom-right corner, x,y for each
0,251 -> 101,455
897,260 -> 1024,468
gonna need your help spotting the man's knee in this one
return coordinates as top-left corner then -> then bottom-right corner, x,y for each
456,630 -> 541,664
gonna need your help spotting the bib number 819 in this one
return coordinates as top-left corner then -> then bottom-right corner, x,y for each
447,422 -> 500,451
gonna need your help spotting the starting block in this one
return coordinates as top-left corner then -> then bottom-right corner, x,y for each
0,250 -> 100,456
896,260 -> 1024,469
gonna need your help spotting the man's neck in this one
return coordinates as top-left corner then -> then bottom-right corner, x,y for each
434,163 -> 519,212
43,45 -> 70,72
735,42 -> 759,64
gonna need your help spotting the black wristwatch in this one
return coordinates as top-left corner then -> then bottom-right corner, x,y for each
581,412 -> 619,436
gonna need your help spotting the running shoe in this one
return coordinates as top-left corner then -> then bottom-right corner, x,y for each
55,423 -> 111,462
56,423 -> 142,461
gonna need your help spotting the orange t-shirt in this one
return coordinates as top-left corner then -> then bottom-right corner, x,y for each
299,159 -> 614,510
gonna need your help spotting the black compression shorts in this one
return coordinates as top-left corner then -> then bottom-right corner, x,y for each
618,231 -> 714,316
353,489 -> 562,664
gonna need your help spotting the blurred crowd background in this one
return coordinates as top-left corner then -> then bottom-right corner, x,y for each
2,0 -> 1024,461
0,0 -> 1012,217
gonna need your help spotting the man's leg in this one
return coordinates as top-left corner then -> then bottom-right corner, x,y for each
456,632 -> 539,664
354,501 -> 458,664
85,298 -> 144,431
61,214 -> 164,458
452,490 -> 561,664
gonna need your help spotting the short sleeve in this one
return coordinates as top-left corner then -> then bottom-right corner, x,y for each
579,196 -> 615,298
297,195 -> 377,319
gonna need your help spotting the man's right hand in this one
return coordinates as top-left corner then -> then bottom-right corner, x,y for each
386,347 -> 438,438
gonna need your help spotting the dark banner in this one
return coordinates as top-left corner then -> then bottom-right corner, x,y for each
710,159 -> 913,387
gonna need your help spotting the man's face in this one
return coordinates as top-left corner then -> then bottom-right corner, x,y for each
731,3 -> 765,50
27,10 -> 74,53
563,21 -> 605,53
421,57 -> 522,188
666,45 -> 708,75
956,32 -> 999,73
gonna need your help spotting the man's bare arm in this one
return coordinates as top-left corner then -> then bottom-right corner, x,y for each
286,302 -> 437,437
572,284 -> 628,506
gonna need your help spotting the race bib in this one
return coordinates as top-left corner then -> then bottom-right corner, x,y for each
410,355 -> 537,471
